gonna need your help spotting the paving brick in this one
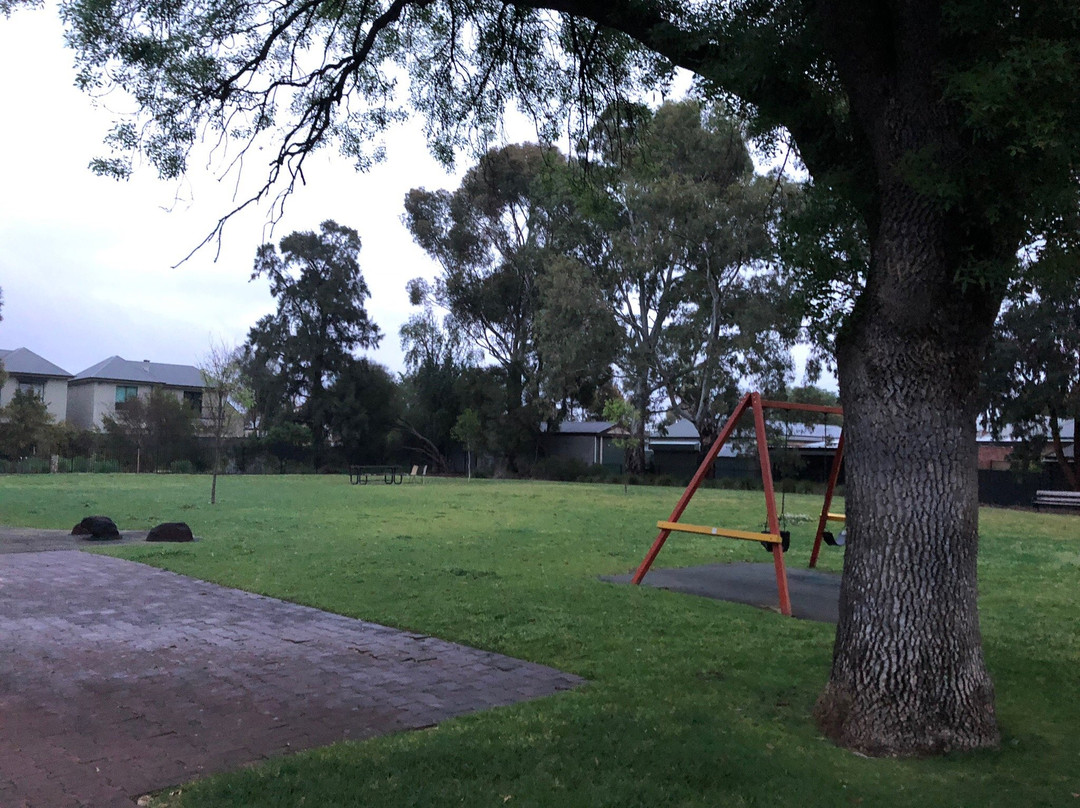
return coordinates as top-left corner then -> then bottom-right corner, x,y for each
0,548 -> 584,807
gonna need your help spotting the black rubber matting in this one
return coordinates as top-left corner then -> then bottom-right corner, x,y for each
602,561 -> 842,623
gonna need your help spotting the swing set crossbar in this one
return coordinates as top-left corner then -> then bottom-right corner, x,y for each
657,521 -> 781,543
757,399 -> 843,416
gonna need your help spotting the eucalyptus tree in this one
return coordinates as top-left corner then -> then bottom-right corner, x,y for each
533,254 -> 621,421
246,220 -> 382,468
46,0 -> 1080,756
403,143 -> 560,419
583,101 -> 799,469
397,285 -> 480,471
404,143 -> 616,467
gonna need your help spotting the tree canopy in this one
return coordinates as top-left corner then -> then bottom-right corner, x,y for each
40,0 -> 1080,757
580,100 -> 799,468
404,142 -> 618,468
983,267 -> 1080,490
327,358 -> 402,463
0,389 -> 56,460
245,220 -> 382,468
101,388 -> 198,472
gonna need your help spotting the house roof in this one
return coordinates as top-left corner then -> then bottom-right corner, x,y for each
648,417 -> 842,447
775,421 -> 843,447
977,420 -> 1076,443
543,420 -> 630,436
650,418 -> 700,441
0,348 -> 71,378
71,356 -> 205,388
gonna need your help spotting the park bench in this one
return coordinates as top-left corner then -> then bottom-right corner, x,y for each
349,465 -> 403,485
1032,490 -> 1080,511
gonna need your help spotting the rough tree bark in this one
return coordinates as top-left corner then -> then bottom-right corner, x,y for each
813,0 -> 1004,754
819,220 -> 1001,754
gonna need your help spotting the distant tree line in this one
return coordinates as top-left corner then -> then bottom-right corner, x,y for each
3,103 -> 1074,486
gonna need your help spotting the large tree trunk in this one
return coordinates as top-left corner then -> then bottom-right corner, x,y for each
819,293 -> 1000,754
809,0 -> 1010,757
815,146 -> 1003,758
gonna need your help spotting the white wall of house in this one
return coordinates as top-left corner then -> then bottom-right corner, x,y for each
65,383 -> 93,428
42,378 -> 68,421
65,381 -> 136,429
66,382 -> 209,430
0,376 -> 69,421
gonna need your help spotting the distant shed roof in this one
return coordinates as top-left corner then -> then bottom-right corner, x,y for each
650,418 -> 700,440
0,348 -> 72,378
71,356 -> 205,388
541,420 -> 631,436
553,420 -> 616,435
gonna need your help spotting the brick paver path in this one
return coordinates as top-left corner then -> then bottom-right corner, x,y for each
0,551 -> 583,807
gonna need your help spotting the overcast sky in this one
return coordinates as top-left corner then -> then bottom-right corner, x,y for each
0,4 -> 476,377
0,7 -> 828,392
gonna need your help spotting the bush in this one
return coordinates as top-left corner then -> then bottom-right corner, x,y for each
653,474 -> 683,488
241,455 -> 275,474
705,477 -> 759,491
169,459 -> 196,474
531,457 -> 593,482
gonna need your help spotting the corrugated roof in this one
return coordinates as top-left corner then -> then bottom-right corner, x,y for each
649,418 -> 843,443
0,348 -> 72,378
71,356 -> 205,388
977,420 -> 1076,442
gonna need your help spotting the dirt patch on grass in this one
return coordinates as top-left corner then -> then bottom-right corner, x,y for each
0,526 -> 152,553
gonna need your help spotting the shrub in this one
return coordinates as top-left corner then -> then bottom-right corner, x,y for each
531,457 -> 592,482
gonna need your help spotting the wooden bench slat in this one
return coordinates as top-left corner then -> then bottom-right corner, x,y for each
1033,490 -> 1080,509
657,520 -> 781,543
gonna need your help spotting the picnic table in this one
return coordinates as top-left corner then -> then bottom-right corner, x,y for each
349,465 -> 404,485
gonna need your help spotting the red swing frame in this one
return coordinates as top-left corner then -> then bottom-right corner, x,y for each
632,392 -> 845,616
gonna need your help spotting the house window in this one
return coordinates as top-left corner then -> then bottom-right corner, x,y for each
115,385 -> 138,404
183,390 -> 203,415
16,379 -> 46,399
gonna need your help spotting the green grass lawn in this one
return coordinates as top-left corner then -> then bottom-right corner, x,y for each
2,474 -> 1078,807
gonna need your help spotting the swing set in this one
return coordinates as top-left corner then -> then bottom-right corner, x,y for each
632,392 -> 846,617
